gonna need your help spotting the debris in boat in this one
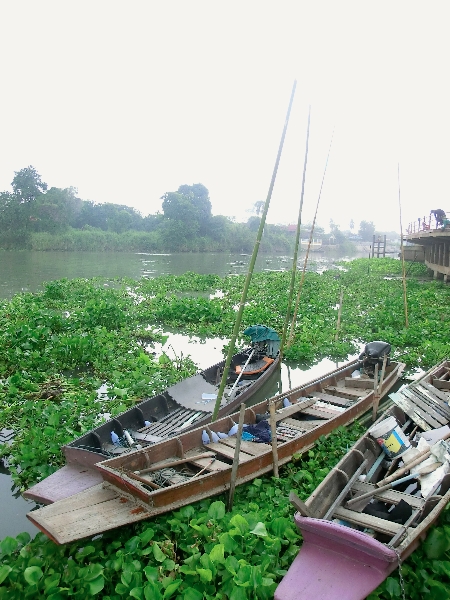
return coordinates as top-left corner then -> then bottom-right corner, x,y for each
283,398 -> 292,407
242,420 -> 271,443
217,431 -> 228,439
210,430 -> 220,443
111,431 -> 120,445
202,430 -> 211,444
123,430 -> 135,446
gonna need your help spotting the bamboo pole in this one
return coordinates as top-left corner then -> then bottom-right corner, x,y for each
372,354 -> 387,422
228,403 -> 246,511
334,289 -> 344,341
288,130 -> 334,347
398,163 -> 409,328
280,106 -> 311,360
269,400 -> 279,477
212,81 -> 297,421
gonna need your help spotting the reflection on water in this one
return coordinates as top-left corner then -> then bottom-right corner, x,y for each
0,249 -> 370,300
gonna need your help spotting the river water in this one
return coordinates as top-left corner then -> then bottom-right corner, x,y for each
0,249 -> 367,540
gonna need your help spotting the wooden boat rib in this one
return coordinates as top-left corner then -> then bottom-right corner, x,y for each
27,345 -> 405,545
24,325 -> 281,505
275,360 -> 450,600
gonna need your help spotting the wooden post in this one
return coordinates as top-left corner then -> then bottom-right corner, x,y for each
372,354 -> 387,421
228,403 -> 246,511
269,400 -> 279,477
371,362 -> 379,422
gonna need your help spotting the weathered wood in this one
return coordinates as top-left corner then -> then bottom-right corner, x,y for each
325,386 -> 366,398
323,459 -> 368,520
270,401 -> 279,477
351,481 -> 424,509
289,491 -> 313,517
309,392 -> 352,407
433,379 -> 450,390
401,388 -> 446,427
389,393 -> 432,430
217,437 -> 269,456
333,507 -> 402,536
415,384 -> 450,416
205,441 -> 253,462
136,452 -> 215,474
228,403 -> 246,510
344,377 -> 375,389
299,405 -> 342,420
274,398 -> 315,422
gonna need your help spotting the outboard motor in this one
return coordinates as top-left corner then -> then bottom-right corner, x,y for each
243,325 -> 281,360
359,341 -> 391,376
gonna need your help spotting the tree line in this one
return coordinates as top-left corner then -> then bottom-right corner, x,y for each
0,166 -> 381,252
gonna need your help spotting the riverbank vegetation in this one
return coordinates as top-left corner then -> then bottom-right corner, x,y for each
0,167 -> 392,253
1,258 -> 450,598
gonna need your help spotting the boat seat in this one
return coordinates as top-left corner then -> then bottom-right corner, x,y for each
333,507 -> 402,536
204,441 -> 254,462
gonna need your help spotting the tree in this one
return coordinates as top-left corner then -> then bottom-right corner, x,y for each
161,184 -> 212,239
349,219 -> 354,231
358,220 -> 376,241
12,166 -> 47,202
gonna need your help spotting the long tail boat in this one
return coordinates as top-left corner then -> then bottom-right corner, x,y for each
27,341 -> 405,545
24,325 -> 282,505
275,360 -> 450,600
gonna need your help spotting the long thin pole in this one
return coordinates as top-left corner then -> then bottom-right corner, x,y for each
288,130 -> 334,347
212,81 -> 297,421
228,403 -> 246,511
398,163 -> 409,328
280,106 -> 311,360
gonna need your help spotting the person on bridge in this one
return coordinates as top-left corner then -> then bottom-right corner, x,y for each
431,209 -> 446,227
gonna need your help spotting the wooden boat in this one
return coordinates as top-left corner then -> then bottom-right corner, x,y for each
24,325 -> 281,505
27,342 -> 405,545
275,360 -> 450,600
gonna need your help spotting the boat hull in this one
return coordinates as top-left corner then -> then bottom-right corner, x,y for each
27,359 -> 405,544
275,360 -> 450,600
24,351 -> 281,504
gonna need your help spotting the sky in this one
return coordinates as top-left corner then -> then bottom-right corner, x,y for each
1,1 -> 449,234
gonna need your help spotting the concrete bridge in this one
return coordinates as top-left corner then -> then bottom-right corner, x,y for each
404,227 -> 450,282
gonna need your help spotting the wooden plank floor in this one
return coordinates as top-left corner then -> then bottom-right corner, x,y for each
28,484 -> 151,545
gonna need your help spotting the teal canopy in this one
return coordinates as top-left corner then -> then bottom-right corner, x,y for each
243,325 -> 280,342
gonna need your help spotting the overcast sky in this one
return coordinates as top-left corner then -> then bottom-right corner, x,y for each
1,1 -> 449,233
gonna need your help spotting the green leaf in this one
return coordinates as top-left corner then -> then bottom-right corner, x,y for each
153,542 -> 166,562
144,566 -> 159,582
125,536 -> 141,553
129,587 -> 144,600
144,581 -> 163,600
0,566 -> 12,585
209,543 -> 225,564
89,575 -> 105,595
229,514 -> 249,535
139,527 -> 155,545
84,563 -> 104,581
230,585 -> 249,600
424,529 -> 450,559
24,566 -> 44,586
208,500 -> 225,521
197,568 -> 213,583
163,579 -> 182,598
250,522 -> 268,537
0,537 -> 18,556
181,587 -> 203,600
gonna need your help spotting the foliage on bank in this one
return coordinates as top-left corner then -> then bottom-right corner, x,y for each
2,258 -> 450,598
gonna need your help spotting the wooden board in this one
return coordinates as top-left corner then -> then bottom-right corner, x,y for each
351,481 -> 424,509
400,388 -> 447,427
389,392 -> 432,431
309,392 -> 353,407
333,506 -> 402,536
274,398 -> 315,422
204,441 -> 253,462
344,377 -> 376,389
217,437 -> 270,456
416,383 -> 450,416
300,405 -> 342,420
28,484 -> 151,545
324,386 -> 366,398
